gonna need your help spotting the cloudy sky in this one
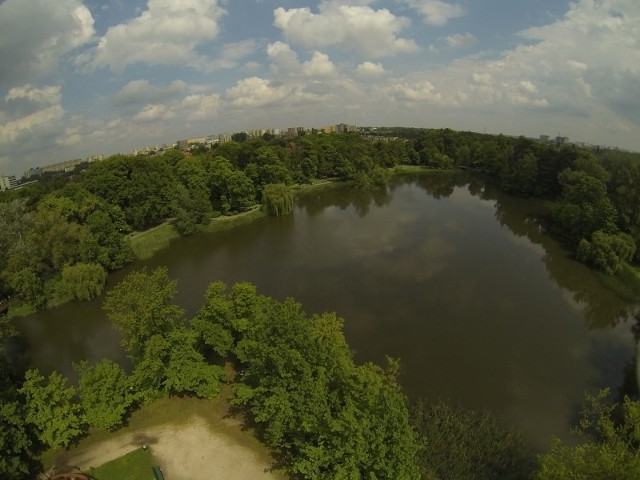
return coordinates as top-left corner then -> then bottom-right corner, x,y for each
1,0 -> 639,176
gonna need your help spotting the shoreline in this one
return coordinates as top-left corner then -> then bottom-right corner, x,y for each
9,168 -> 639,318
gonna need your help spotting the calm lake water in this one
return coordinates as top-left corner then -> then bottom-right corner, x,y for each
17,172 -> 639,450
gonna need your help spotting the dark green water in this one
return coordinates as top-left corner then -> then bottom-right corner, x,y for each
17,172 -> 639,450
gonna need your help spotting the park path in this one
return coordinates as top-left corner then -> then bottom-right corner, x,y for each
56,415 -> 281,480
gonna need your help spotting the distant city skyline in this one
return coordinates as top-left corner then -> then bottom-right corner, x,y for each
1,0 -> 639,176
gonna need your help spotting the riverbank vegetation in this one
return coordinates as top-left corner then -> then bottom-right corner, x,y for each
2,128 -> 640,314
1,270 -> 421,478
2,267 -> 639,479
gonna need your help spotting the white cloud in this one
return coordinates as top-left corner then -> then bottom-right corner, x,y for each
116,79 -> 188,106
379,0 -> 638,144
5,85 -> 62,105
57,126 -> 82,146
181,93 -> 221,120
90,0 -> 226,72
206,39 -> 263,71
133,104 -> 174,122
388,80 -> 446,105
401,0 -> 465,26
225,77 -> 289,107
444,32 -> 477,48
519,80 -> 537,94
118,80 -> 221,122
0,85 -> 64,146
356,61 -> 386,76
0,0 -> 95,85
267,41 -> 303,77
302,52 -> 337,77
273,3 -> 419,57
267,42 -> 337,79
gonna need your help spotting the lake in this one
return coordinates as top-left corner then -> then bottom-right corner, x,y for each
17,171 -> 639,450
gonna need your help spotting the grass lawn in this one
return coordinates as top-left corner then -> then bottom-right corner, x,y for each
201,205 -> 266,234
87,448 -> 155,480
129,222 -> 180,260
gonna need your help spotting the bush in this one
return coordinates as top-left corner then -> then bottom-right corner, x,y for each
61,263 -> 107,301
411,399 -> 535,480
576,230 -> 636,274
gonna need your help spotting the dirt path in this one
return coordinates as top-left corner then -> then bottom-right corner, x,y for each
57,415 -> 281,480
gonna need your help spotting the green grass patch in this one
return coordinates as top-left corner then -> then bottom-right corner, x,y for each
291,178 -> 341,193
393,164 -> 431,173
87,447 -> 154,480
202,206 -> 266,234
394,164 -> 458,174
129,223 -> 180,260
5,300 -> 37,319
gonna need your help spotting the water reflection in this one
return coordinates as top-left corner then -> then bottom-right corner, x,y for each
298,183 -> 391,217
465,177 -> 637,329
16,172 -> 640,449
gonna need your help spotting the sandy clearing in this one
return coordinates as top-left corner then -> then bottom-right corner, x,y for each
57,415 -> 281,480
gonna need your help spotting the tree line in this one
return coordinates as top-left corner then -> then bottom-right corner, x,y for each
2,129 -> 638,313
0,133 -> 406,313
2,267 -> 639,479
381,127 -> 640,274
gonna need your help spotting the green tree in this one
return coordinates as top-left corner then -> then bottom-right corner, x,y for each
74,359 -> 133,430
577,230 -> 637,274
0,344 -> 40,480
7,268 -> 45,308
205,156 -> 255,214
553,169 -> 618,246
535,389 -> 640,479
191,282 -> 235,357
0,199 -> 34,271
19,369 -> 85,449
131,329 -> 224,400
103,267 -> 184,362
82,155 -> 177,230
0,399 -> 39,480
233,292 -> 420,479
173,157 -> 214,234
262,183 -> 293,216
80,205 -> 133,270
31,208 -> 84,270
61,262 -> 107,301
412,399 -> 535,480
231,132 -> 248,143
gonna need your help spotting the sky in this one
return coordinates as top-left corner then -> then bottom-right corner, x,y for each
1,0 -> 639,176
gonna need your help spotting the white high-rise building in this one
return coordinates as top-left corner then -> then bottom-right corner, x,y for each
0,175 -> 17,191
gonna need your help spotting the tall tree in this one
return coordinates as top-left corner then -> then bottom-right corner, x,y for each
75,359 -> 133,430
233,292 -> 420,479
131,328 -> 224,400
262,183 -> 293,216
61,262 -> 107,301
553,169 -> 618,246
19,369 -> 85,449
103,267 -> 184,362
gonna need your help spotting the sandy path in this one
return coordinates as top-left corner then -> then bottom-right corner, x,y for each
58,416 -> 280,480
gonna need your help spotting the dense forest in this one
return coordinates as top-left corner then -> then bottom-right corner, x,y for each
2,128 -> 640,478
